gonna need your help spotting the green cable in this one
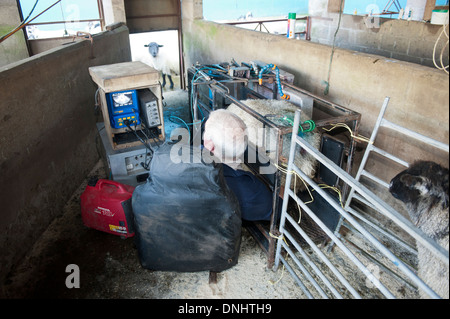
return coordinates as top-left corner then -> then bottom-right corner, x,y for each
282,116 -> 315,133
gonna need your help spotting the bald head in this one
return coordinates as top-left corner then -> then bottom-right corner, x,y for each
203,109 -> 248,167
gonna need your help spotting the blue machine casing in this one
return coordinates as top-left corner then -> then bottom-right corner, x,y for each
106,89 -> 141,129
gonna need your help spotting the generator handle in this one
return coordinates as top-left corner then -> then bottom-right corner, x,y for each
96,179 -> 130,194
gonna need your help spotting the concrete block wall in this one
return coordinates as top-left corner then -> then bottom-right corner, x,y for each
181,1 -> 448,182
310,14 -> 449,68
0,25 -> 131,287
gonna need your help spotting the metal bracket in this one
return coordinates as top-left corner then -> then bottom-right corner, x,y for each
72,31 -> 95,59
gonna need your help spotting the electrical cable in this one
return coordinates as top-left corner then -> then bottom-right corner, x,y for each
322,122 -> 372,144
124,119 -> 153,154
169,115 -> 192,137
0,0 -> 40,42
0,0 -> 62,43
148,128 -> 163,146
432,11 -> 449,74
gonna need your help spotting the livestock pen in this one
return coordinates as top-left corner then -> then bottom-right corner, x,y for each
275,102 -> 449,299
187,61 -> 361,266
187,61 -> 449,299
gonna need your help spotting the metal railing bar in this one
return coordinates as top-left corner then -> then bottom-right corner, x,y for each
283,220 -> 348,298
337,232 -> 418,291
27,19 -> 102,26
340,221 -> 417,272
279,236 -> 330,298
345,205 -> 417,255
360,170 -> 390,188
287,185 -> 396,298
380,119 -> 450,153
344,97 -> 391,211
278,253 -> 314,299
370,145 -> 410,167
283,228 -> 343,298
351,193 -> 377,210
275,106 -> 361,299
346,194 -> 416,254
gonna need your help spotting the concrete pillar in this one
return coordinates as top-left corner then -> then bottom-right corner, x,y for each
403,0 -> 428,20
182,0 -> 203,22
0,0 -> 29,67
309,0 -> 330,17
102,0 -> 126,26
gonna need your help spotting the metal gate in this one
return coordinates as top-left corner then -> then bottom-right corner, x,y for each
274,98 -> 449,299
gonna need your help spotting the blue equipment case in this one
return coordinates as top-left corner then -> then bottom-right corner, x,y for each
106,89 -> 141,129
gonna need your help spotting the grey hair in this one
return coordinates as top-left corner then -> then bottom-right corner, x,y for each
204,109 -> 248,165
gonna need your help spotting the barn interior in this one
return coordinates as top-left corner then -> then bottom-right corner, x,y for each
0,0 -> 448,300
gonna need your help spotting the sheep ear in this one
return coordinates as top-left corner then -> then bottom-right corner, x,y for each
158,44 -> 164,47
144,44 -> 149,47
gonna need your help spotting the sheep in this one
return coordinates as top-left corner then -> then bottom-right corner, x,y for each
130,32 -> 180,89
226,99 -> 321,191
389,160 -> 449,299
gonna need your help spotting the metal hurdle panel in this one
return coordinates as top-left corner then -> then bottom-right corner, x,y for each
339,97 -> 449,252
274,105 -> 449,299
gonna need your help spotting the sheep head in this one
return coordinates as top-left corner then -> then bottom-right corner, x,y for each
144,42 -> 163,58
389,161 -> 449,226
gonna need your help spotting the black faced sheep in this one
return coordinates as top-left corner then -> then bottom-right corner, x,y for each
389,160 -> 449,298
144,42 -> 179,89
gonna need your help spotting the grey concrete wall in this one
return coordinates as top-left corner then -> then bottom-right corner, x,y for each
310,14 -> 449,68
181,10 -> 448,177
0,25 -> 131,286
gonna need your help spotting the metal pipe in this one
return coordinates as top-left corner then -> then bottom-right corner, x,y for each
280,238 -> 329,298
278,254 -> 314,298
283,228 -> 345,299
381,118 -> 449,152
345,205 -> 417,255
274,108 -> 362,298
1,0 -> 62,43
341,98 -> 448,265
287,183 -> 395,298
274,105 -> 302,271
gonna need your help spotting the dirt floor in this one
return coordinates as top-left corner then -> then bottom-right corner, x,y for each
2,159 -> 304,299
2,84 -> 305,299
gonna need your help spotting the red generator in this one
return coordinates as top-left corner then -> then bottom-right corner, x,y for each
81,178 -> 135,238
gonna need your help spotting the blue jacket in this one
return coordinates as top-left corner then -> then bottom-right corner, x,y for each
222,164 -> 273,221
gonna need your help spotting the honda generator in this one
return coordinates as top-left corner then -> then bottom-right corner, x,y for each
81,177 -> 135,238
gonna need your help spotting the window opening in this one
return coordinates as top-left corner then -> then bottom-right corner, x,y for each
18,0 -> 103,40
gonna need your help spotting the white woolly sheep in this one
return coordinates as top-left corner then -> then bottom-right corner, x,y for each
389,160 -> 449,299
227,99 -> 321,190
130,32 -> 180,89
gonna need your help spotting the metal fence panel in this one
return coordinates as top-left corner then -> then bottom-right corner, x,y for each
274,104 -> 449,299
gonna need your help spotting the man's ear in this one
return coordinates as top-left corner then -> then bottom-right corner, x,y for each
204,139 -> 215,153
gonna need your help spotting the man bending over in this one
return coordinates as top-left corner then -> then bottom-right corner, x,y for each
203,109 -> 273,221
